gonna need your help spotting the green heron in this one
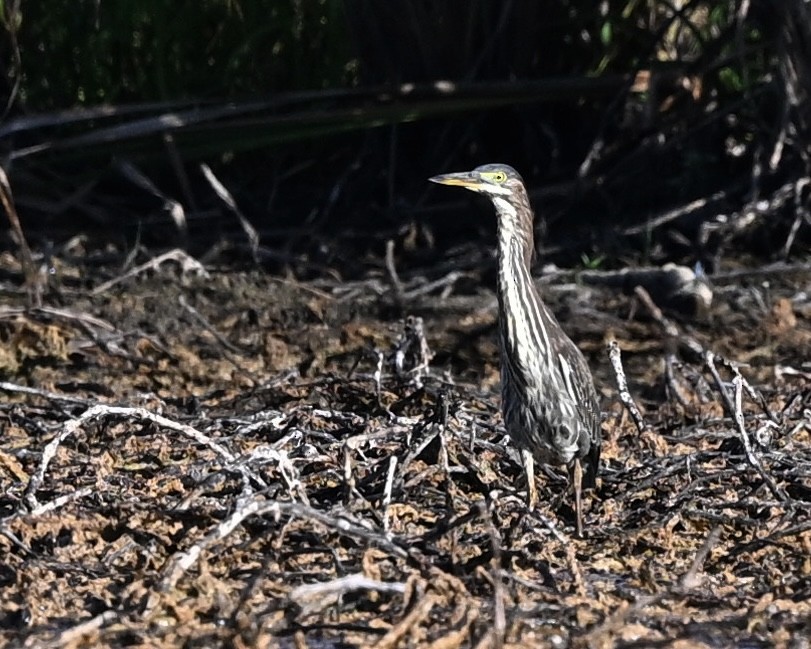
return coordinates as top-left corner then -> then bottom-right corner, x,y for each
429,163 -> 601,536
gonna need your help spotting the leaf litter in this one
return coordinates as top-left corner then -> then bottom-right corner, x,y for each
0,259 -> 810,648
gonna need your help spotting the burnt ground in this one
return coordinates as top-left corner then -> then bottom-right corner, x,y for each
1,250 -> 810,648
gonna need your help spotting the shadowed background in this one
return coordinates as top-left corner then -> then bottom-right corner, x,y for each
2,0 -> 810,280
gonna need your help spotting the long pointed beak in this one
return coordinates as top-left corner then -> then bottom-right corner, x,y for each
428,171 -> 483,190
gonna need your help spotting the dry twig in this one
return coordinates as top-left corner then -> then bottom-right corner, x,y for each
732,375 -> 787,502
92,248 -> 209,295
607,339 -> 649,434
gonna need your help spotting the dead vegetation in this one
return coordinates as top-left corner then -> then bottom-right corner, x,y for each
1,252 -> 810,648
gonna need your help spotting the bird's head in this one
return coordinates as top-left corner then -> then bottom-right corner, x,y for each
430,164 -> 536,263
428,163 -> 524,198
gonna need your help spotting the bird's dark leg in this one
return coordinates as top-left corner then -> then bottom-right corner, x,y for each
573,458 -> 584,538
521,448 -> 538,509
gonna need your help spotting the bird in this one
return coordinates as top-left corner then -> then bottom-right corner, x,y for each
429,163 -> 601,537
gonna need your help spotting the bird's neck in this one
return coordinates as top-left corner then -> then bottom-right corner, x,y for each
494,196 -> 551,361
493,196 -> 535,275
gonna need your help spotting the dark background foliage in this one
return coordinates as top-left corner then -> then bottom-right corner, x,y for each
1,0 -> 810,276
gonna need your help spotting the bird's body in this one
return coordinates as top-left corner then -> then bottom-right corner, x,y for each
429,164 -> 601,536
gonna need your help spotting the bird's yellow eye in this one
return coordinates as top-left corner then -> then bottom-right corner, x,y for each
484,171 -> 507,183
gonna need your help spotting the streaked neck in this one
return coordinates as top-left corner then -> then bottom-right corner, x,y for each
493,195 -> 535,270
493,194 -> 551,360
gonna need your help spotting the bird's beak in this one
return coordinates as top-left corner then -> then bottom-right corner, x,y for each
428,171 -> 483,190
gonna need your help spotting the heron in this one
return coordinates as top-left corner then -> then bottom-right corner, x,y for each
429,163 -> 601,536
